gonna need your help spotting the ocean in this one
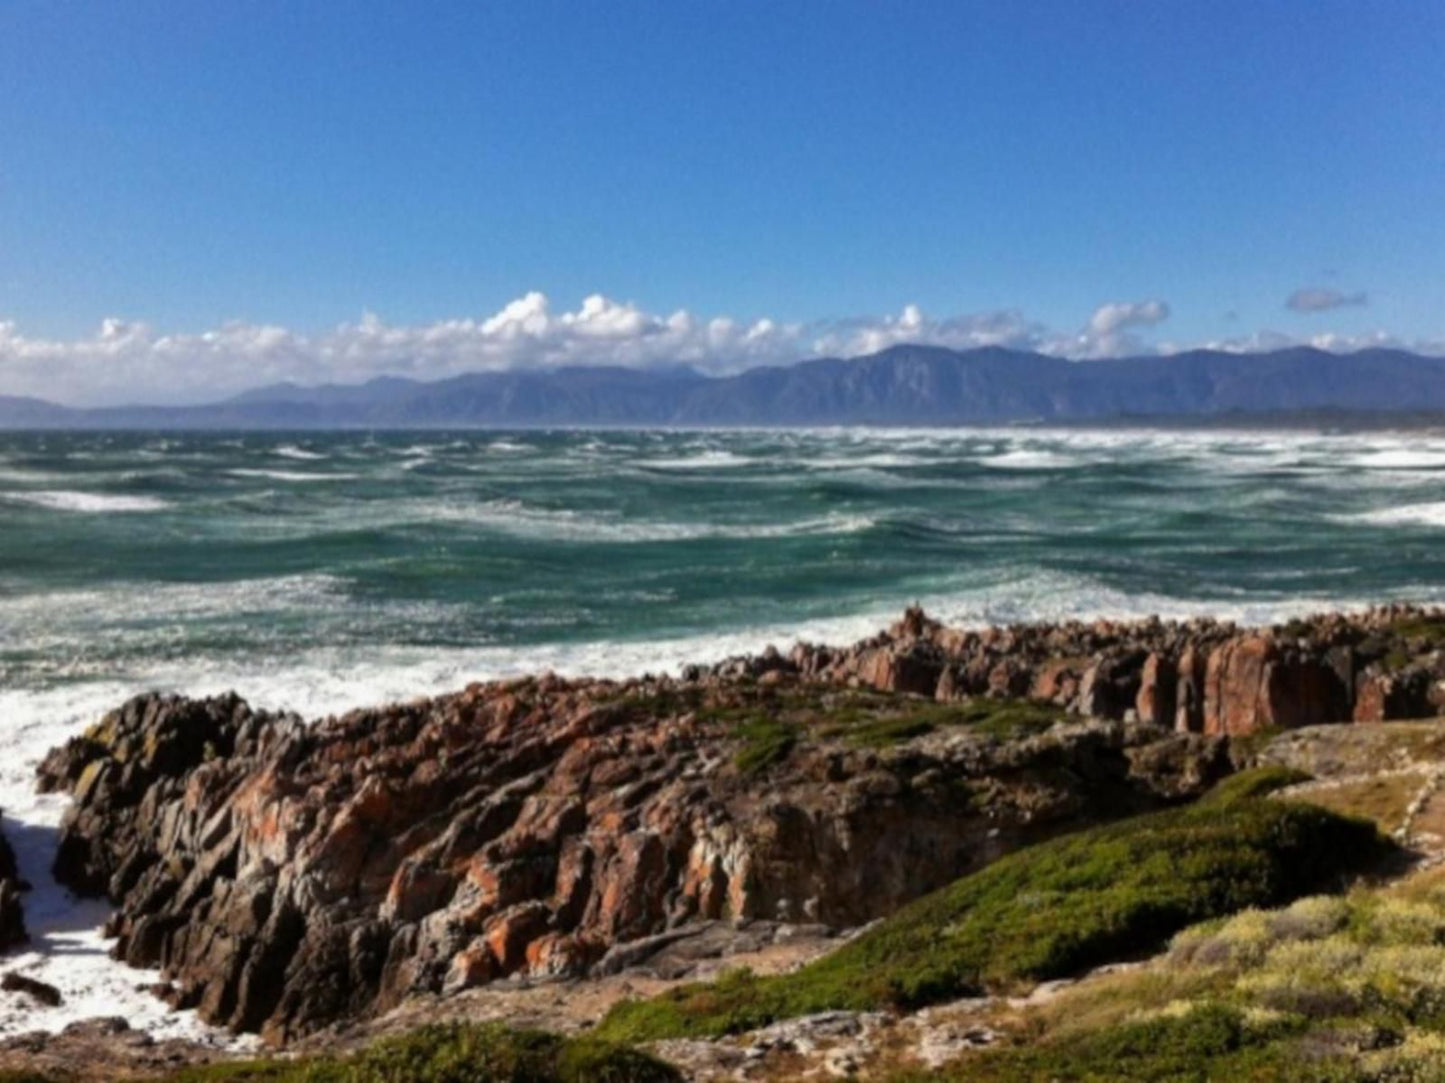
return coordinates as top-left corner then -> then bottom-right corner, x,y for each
1,425 -> 1444,1037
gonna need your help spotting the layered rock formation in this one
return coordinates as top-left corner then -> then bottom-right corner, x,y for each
33,604 -> 1445,1044
711,604 -> 1445,734
38,679 -> 1223,1042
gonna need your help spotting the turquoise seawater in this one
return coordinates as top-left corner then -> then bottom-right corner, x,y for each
3,427 -> 1445,735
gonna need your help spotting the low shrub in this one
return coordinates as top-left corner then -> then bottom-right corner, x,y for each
160,1024 -> 679,1083
597,777 -> 1388,1042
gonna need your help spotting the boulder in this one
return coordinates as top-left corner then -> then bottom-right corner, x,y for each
1135,653 -> 1177,728
2,973 -> 61,1007
0,816 -> 26,951
1202,637 -> 1350,736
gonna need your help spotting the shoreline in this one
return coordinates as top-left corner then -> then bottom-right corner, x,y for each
4,603 -> 1443,1038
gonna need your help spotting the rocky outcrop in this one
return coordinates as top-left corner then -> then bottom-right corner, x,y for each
32,603 -> 1445,1045
708,604 -> 1445,736
40,678 -> 1224,1043
0,813 -> 27,951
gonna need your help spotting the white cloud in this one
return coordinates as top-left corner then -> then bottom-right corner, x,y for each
0,293 -> 1438,407
1087,300 -> 1171,336
1202,328 -> 1445,355
1286,287 -> 1368,313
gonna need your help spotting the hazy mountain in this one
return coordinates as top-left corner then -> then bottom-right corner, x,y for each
4,345 -> 1445,429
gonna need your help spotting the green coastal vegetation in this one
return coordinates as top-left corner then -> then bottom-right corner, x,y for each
902,863 -> 1445,1081
595,770 -> 1389,1043
0,1026 -> 680,1083
3,763 -> 1427,1082
610,682 -> 1070,775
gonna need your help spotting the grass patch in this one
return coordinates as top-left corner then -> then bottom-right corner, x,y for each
615,679 -> 1072,772
920,846 -> 1445,1080
1200,766 -> 1311,805
1282,772 -> 1428,837
595,773 -> 1389,1043
828,698 -> 1067,748
156,1024 -> 679,1082
1388,615 -> 1445,647
732,715 -> 798,775
894,1003 -> 1320,1082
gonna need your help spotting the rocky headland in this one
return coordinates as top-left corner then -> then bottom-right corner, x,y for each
8,603 -> 1445,1079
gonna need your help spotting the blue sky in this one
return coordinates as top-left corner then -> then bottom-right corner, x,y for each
0,1 -> 1441,404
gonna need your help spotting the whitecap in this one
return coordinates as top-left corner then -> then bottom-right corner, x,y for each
1347,447 -> 1445,471
979,449 -> 1081,470
229,469 -> 358,482
1340,501 -> 1445,528
419,498 -> 873,542
2,490 -> 170,513
274,444 -> 326,461
642,450 -> 750,470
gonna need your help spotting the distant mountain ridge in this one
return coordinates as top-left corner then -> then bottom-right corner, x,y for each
5,344 -> 1445,428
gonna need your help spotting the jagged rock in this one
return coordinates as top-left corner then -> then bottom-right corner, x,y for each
1135,653 -> 1177,728
2,973 -> 61,1007
0,814 -> 27,951
1174,646 -> 1207,733
1354,666 -> 1436,722
42,678 -> 1224,1043
35,603 -> 1445,1044
1202,636 -> 1351,736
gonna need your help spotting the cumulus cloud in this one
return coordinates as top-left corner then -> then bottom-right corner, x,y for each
0,292 -> 1436,407
1041,299 -> 1174,360
1286,287 -> 1368,313
1087,300 -> 1171,336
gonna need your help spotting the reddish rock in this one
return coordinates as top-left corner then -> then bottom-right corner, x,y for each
39,603 -> 1445,1042
1135,653 -> 1177,728
1353,667 -> 1435,722
987,659 -> 1031,698
39,678 -> 1223,1042
1031,660 -> 1081,705
1175,646 -> 1207,733
857,647 -> 941,697
1203,636 -> 1350,736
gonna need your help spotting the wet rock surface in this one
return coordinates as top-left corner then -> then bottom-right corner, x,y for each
0,815 -> 27,952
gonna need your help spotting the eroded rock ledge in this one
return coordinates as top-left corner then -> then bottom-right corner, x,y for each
32,603 -> 1445,1044
37,682 -> 1219,1043
719,602 -> 1445,732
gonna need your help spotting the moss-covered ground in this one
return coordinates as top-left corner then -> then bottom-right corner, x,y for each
0,1024 -> 679,1083
611,680 -> 1068,775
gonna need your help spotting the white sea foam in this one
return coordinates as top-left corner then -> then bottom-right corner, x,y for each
421,498 -> 873,542
641,450 -> 751,470
229,468 -> 359,482
274,444 -> 326,460
1341,501 -> 1445,527
1346,447 -> 1445,471
3,566 -> 1443,1041
980,448 -> 1082,470
1,490 -> 171,513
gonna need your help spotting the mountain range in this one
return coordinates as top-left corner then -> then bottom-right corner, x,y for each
5,344 -> 1445,428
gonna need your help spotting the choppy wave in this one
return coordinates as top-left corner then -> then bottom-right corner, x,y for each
275,444 -> 326,460
1342,501 -> 1445,528
229,468 -> 359,482
641,450 -> 751,470
2,489 -> 171,513
420,497 -> 874,542
4,425 -> 1445,1039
